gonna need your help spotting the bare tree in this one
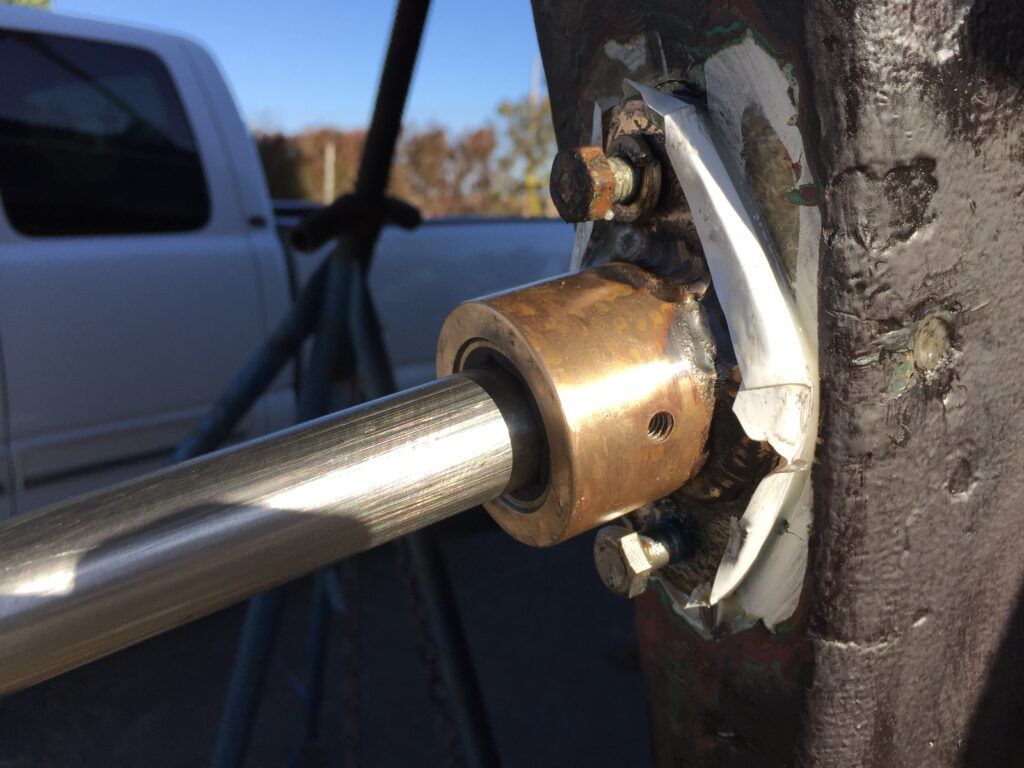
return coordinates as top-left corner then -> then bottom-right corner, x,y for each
494,95 -> 557,218
391,127 -> 449,217
254,94 -> 556,219
253,132 -> 307,200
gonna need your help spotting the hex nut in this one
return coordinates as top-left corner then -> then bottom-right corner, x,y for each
549,146 -> 619,223
607,134 -> 661,223
594,527 -> 657,598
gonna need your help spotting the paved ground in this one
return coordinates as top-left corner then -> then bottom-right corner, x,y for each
0,509 -> 651,767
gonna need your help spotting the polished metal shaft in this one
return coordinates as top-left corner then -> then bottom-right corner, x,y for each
0,372 -> 539,694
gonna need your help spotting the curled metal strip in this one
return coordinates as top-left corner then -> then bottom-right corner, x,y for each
626,80 -> 818,606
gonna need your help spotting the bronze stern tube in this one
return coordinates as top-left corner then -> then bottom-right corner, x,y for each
438,262 -> 717,547
0,262 -> 717,693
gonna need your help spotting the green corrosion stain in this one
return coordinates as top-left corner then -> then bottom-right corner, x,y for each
787,184 -> 820,207
686,23 -> 785,62
773,615 -> 801,638
889,356 -> 916,397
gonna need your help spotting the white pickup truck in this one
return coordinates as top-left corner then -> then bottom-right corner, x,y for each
0,7 -> 572,518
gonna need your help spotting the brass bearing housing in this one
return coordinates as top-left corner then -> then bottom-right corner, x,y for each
436,262 -> 717,547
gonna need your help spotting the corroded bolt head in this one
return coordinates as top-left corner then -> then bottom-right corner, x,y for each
594,527 -> 669,599
549,146 -> 621,223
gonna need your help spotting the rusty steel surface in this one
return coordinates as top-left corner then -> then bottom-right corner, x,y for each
635,588 -> 813,767
438,262 -> 717,547
533,0 -> 1024,765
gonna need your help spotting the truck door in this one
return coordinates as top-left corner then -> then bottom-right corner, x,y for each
0,21 -> 274,511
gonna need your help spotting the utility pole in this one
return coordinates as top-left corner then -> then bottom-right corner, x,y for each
322,140 -> 336,204
530,55 -> 541,106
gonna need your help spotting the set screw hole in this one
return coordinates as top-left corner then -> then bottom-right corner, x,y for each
647,411 -> 674,442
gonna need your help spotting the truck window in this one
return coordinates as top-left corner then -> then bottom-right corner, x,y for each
0,30 -> 210,236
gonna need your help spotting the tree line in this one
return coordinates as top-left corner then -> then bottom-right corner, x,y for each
256,94 -> 558,218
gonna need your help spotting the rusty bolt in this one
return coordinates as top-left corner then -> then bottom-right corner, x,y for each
549,146 -> 639,223
593,517 -> 698,599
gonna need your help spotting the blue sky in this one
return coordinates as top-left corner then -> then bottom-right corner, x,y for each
53,0 -> 544,133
